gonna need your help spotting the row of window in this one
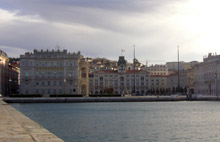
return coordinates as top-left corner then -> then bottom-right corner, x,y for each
94,82 -> 149,86
147,68 -> 167,71
22,61 -> 77,67
24,80 -> 77,86
25,71 -> 74,77
95,75 -> 149,78
25,88 -> 76,94
94,79 -> 149,83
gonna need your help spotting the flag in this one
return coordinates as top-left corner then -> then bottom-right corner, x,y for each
121,49 -> 125,52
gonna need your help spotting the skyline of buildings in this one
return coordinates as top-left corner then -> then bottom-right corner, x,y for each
1,48 -> 220,96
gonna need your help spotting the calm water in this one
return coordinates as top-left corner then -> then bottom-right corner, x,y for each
12,102 -> 220,142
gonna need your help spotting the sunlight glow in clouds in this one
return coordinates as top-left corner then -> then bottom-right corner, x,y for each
173,0 -> 220,54
0,9 -> 45,23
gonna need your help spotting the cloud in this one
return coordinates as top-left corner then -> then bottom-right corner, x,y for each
0,0 -> 218,64
0,9 -> 45,23
0,45 -> 27,58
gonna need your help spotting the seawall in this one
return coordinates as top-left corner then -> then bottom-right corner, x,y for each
3,96 -> 220,103
0,99 -> 64,142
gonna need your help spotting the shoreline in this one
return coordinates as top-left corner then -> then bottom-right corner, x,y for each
0,99 -> 64,142
3,96 -> 220,103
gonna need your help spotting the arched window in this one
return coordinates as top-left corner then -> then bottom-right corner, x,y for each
100,77 -> 103,81
120,76 -> 124,81
81,68 -> 87,78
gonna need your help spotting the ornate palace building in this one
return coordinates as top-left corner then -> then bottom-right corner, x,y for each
89,56 -> 150,95
20,49 -> 89,96
195,53 -> 220,95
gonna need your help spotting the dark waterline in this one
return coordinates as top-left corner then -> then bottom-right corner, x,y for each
12,102 -> 220,142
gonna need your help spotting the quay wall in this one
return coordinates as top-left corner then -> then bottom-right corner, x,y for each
3,96 -> 220,103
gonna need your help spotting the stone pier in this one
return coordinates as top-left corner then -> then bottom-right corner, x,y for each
0,99 -> 64,142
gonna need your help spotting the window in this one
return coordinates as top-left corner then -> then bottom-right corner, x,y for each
42,72 -> 45,77
100,77 -> 103,81
48,81 -> 50,86
59,72 -> 63,77
36,82 -> 39,86
25,72 -> 29,77
36,72 -> 39,78
120,76 -> 124,81
81,68 -> 87,78
48,72 -> 50,77
54,81 -> 56,86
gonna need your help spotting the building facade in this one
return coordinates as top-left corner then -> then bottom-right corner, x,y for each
167,73 -> 178,93
195,53 -> 220,95
89,56 -> 150,95
0,49 -> 19,96
150,75 -> 168,94
145,64 -> 169,75
20,49 -> 89,96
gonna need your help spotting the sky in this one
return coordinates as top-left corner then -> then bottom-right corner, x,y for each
0,0 -> 220,64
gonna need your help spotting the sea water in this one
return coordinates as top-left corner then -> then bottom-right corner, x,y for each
12,102 -> 220,142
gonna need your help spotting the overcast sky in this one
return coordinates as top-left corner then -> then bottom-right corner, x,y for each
0,0 -> 220,64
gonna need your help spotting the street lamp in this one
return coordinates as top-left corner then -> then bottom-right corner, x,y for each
9,78 -> 12,96
215,73 -> 218,97
64,79 -> 66,94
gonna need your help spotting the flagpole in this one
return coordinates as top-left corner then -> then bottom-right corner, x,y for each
133,45 -> 136,95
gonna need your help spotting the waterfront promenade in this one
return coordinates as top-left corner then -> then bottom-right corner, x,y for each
3,95 -> 220,103
0,99 -> 64,142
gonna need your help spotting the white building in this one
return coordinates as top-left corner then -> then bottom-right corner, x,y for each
20,49 -> 88,96
145,64 -> 169,75
89,56 -> 150,95
195,53 -> 220,95
167,73 -> 178,93
150,75 -> 168,94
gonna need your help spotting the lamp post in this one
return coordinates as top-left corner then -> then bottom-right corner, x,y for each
9,78 -> 12,96
215,73 -> 218,97
63,79 -> 66,94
